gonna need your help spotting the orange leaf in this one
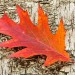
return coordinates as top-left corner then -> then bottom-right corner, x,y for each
0,4 -> 70,66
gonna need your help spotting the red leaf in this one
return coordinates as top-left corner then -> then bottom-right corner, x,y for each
0,4 -> 70,66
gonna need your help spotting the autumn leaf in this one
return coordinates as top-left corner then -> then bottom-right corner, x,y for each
0,4 -> 70,66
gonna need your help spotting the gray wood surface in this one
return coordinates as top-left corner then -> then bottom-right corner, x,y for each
0,0 -> 75,75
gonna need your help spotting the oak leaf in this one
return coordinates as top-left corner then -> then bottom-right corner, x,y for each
0,4 -> 70,66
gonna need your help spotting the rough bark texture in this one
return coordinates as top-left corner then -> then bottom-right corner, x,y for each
0,0 -> 75,75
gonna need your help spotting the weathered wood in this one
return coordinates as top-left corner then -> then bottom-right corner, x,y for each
0,0 -> 75,75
